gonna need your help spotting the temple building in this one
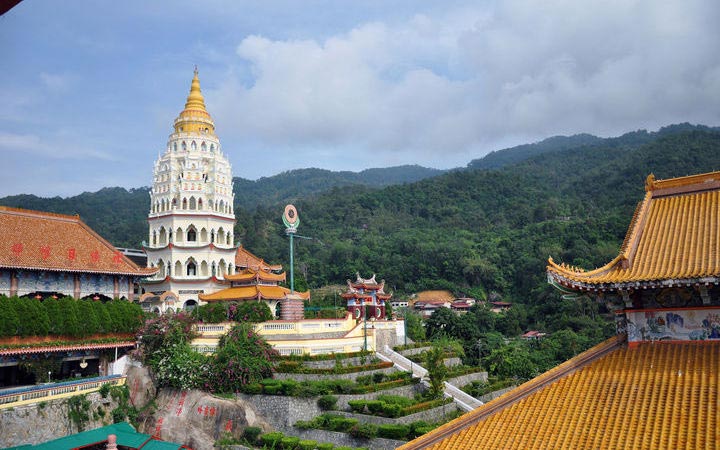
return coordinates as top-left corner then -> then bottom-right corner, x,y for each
198,249 -> 308,320
142,69 -> 237,312
0,207 -> 155,299
400,171 -> 719,449
342,273 -> 392,320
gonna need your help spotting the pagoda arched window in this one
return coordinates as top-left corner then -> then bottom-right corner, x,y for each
158,227 -> 167,246
218,259 -> 227,278
173,142 -> 177,152
210,144 -> 215,153
228,264 -> 234,275
210,229 -> 215,243
200,227 -> 208,242
191,141 -> 197,151
174,261 -> 182,276
152,231 -> 157,246
189,196 -> 197,210
219,200 -> 225,214
172,198 -> 177,209
182,198 -> 188,210
186,259 -> 197,277
167,260 -> 172,276
226,233 -> 231,245
182,141 -> 187,151
157,260 -> 166,278
198,198 -> 203,210
217,228 -> 226,246
211,262 -> 216,277
201,142 -> 207,151
187,227 -> 197,242
200,261 -> 209,277
175,227 -> 184,243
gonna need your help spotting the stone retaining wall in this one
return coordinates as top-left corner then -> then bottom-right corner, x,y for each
333,402 -> 461,425
479,386 -> 516,403
447,371 -> 488,388
398,346 -> 432,357
294,428 -> 406,450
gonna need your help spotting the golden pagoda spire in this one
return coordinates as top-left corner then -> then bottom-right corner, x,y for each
183,66 -> 207,112
174,67 -> 215,135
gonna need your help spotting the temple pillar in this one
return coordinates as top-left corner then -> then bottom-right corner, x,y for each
9,271 -> 18,297
73,274 -> 81,299
113,276 -> 119,299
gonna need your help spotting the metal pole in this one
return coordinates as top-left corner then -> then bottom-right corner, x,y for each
363,306 -> 367,352
289,232 -> 294,293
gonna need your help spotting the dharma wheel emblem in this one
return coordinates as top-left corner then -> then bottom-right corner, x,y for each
283,204 -> 299,233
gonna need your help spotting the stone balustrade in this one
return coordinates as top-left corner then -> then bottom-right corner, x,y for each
0,375 -> 126,409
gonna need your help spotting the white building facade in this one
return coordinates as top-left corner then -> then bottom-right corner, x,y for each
142,69 -> 236,312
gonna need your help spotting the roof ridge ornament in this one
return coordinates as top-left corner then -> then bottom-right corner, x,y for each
645,173 -> 656,192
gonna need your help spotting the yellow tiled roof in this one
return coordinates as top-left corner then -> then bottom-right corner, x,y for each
199,285 -> 309,302
548,171 -> 720,287
226,268 -> 286,283
401,340 -> 719,450
415,290 -> 455,302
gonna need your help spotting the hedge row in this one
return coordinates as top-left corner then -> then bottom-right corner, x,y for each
296,413 -> 444,441
277,350 -> 371,362
242,375 -> 418,397
348,396 -> 452,418
275,360 -> 393,374
0,295 -> 143,338
258,429 -> 368,450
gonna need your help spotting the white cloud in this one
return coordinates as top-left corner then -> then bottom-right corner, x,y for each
0,131 -> 117,161
207,0 -> 720,170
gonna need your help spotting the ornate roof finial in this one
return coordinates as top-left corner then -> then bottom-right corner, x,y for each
183,67 -> 207,113
645,173 -> 656,192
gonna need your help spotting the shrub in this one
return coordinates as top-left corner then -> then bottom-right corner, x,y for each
263,384 -> 283,395
317,394 -> 338,411
316,444 -> 334,450
347,400 -> 367,413
98,383 -> 110,399
281,436 -> 300,449
261,431 -> 284,447
377,394 -> 414,407
242,382 -> 263,394
382,403 -> 403,418
329,417 -> 358,432
378,424 -> 410,440
298,440 -> 318,450
355,375 -> 372,385
334,447 -> 353,450
372,372 -> 385,383
366,400 -> 384,415
242,426 -> 262,444
349,423 -> 378,439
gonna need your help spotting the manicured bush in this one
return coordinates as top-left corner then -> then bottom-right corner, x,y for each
348,400 -> 367,413
316,444 -> 334,450
377,394 -> 414,407
372,372 -> 385,383
334,447 -> 353,450
378,424 -> 410,440
317,394 -> 338,411
242,382 -> 263,394
281,436 -> 300,449
329,417 -> 358,433
349,423 -> 378,439
355,375 -> 372,385
263,384 -> 283,395
261,431 -> 284,447
298,439 -> 318,450
366,400 -> 384,414
382,403 -> 403,418
242,426 -> 262,444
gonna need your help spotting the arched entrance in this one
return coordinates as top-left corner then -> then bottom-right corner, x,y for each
183,299 -> 198,311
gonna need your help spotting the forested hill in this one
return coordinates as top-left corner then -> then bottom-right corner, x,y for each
0,165 -> 443,248
233,165 -> 446,210
466,123 -> 719,171
239,128 -> 720,303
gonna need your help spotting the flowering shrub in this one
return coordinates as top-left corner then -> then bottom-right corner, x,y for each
204,323 -> 279,393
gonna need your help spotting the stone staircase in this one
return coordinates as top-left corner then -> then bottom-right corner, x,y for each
379,346 -> 483,412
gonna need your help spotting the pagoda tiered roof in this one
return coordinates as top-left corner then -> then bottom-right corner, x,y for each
0,207 -> 156,277
547,171 -> 720,291
400,339 -> 719,449
226,268 -> 287,283
344,272 -> 392,299
235,245 -> 283,272
199,285 -> 309,302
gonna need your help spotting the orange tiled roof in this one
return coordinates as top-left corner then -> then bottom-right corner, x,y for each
235,245 -> 282,272
226,268 -> 286,283
401,339 -> 719,450
548,171 -> 720,289
415,290 -> 455,302
0,207 -> 156,276
199,285 -> 310,302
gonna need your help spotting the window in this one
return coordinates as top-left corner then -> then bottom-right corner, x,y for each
187,228 -> 197,242
187,261 -> 197,276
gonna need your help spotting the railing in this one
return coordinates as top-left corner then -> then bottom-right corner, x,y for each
443,381 -> 483,412
381,345 -> 428,378
195,323 -> 232,335
0,375 -> 126,409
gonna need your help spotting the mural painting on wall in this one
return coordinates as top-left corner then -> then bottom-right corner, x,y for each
626,308 -> 720,342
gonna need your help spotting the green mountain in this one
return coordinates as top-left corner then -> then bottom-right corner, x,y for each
233,165 -> 446,210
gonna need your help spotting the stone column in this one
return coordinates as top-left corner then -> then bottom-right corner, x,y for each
9,271 -> 18,297
73,274 -> 81,299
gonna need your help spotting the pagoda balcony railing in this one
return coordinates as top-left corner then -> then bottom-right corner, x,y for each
0,375 -> 125,409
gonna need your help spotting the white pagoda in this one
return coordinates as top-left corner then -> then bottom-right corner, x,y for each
142,69 -> 236,312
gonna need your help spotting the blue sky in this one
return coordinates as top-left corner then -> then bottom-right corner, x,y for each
1,0 -> 719,197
